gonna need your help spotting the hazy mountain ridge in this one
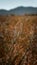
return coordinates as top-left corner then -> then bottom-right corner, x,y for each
0,6 -> 37,15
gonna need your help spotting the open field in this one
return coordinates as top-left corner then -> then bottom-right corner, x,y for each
0,15 -> 37,65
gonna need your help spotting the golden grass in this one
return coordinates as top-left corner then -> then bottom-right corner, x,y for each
0,15 -> 37,65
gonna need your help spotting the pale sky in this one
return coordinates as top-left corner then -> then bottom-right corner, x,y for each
0,0 -> 37,10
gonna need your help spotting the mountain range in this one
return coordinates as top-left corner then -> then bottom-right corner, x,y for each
0,6 -> 37,15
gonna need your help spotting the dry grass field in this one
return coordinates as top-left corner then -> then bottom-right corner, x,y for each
0,15 -> 37,65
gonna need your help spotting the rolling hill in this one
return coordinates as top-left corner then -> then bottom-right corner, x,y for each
0,6 -> 37,15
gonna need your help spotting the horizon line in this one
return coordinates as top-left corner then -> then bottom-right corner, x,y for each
0,6 -> 37,10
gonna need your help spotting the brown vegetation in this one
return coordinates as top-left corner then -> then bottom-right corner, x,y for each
0,15 -> 37,65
